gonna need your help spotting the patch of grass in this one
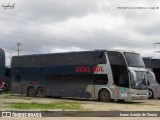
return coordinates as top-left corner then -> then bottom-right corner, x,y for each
19,97 -> 32,100
6,102 -> 83,110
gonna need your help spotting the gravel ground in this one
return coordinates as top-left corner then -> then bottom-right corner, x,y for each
0,94 -> 159,120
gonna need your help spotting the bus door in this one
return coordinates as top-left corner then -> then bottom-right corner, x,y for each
107,51 -> 130,100
117,72 -> 130,100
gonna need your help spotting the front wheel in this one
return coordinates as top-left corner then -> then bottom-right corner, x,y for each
99,89 -> 111,102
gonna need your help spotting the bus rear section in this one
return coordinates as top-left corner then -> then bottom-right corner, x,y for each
143,57 -> 160,99
11,50 -> 150,101
0,48 -> 5,94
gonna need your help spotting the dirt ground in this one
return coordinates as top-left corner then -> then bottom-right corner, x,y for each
0,94 -> 159,120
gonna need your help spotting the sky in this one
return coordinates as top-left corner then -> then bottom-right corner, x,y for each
0,0 -> 160,65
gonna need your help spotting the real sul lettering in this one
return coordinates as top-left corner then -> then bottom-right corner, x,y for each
76,66 -> 104,73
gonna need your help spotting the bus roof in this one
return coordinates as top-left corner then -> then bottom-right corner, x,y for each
12,50 -> 107,58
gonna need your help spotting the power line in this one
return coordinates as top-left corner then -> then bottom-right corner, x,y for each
0,12 -> 101,35
0,28 -> 103,48
0,12 -> 153,47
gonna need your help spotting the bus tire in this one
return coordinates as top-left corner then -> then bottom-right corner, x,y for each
27,87 -> 36,97
37,87 -> 46,98
3,84 -> 7,92
148,89 -> 154,99
99,89 -> 111,102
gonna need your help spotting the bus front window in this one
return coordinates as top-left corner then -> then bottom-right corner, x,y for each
124,53 -> 145,68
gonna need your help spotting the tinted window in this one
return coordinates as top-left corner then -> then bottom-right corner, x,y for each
12,51 -> 107,67
112,72 -> 129,88
153,68 -> 160,84
151,59 -> 160,68
15,75 -> 21,83
94,74 -> 108,85
107,51 -> 126,65
143,58 -> 151,68
45,74 -> 94,84
124,52 -> 145,67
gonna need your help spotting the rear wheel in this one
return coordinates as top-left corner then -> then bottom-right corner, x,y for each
99,89 -> 111,102
148,89 -> 154,99
37,87 -> 46,97
27,87 -> 36,97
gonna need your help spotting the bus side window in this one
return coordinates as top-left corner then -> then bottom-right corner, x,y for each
94,74 -> 108,85
94,52 -> 107,64
118,73 -> 129,87
100,53 -> 107,64
15,75 -> 21,83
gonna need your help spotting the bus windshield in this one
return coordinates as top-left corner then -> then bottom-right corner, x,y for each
124,52 -> 145,68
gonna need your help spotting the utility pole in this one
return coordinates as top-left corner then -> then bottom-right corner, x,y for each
16,42 -> 22,56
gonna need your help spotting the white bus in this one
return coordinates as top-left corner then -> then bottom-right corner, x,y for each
143,57 -> 160,99
11,50 -> 150,101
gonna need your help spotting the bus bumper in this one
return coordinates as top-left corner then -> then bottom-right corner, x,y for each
130,94 -> 148,100
129,89 -> 148,100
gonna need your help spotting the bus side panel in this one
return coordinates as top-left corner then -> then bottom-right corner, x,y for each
44,65 -> 95,98
11,67 -> 47,95
11,65 -> 96,98
45,74 -> 94,98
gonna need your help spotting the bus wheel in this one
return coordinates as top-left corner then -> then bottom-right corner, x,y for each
27,87 -> 36,97
99,89 -> 111,102
3,85 -> 7,92
37,87 -> 46,97
148,89 -> 154,99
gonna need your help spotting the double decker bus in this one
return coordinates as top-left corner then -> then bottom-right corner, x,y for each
143,57 -> 160,99
11,50 -> 150,101
0,48 -> 5,94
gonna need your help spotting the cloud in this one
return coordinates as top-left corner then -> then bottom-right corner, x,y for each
0,0 -> 160,65
136,22 -> 160,35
